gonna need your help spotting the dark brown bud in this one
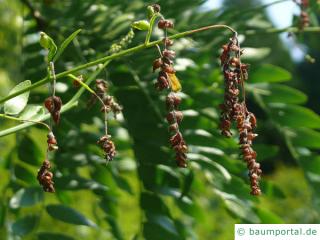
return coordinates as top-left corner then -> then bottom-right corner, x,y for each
37,159 -> 55,193
166,94 -> 181,109
44,96 -> 62,124
158,19 -> 174,29
250,187 -> 261,196
44,97 -> 54,112
153,58 -> 163,72
175,111 -> 183,123
162,49 -> 176,59
176,153 -> 187,168
166,111 -> 183,124
97,135 -> 116,162
162,64 -> 175,74
230,57 -> 240,67
163,38 -> 173,46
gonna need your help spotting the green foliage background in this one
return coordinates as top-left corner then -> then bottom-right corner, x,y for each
0,0 -> 320,239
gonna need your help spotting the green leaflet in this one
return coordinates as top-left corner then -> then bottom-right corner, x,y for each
40,32 -> 57,62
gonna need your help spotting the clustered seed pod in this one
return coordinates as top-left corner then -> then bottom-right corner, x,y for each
219,35 -> 261,195
101,96 -> 122,119
97,135 -> 116,162
37,159 -> 55,193
44,96 -> 62,124
293,0 -> 310,29
47,131 -> 58,151
166,93 -> 188,167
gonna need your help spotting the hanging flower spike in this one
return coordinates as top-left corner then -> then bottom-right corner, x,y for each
219,34 -> 262,195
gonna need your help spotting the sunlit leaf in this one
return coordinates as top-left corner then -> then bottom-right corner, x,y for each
269,103 -> 320,129
9,188 -> 43,209
250,64 -> 291,83
290,128 -> 320,148
19,105 -> 45,121
241,47 -> 271,61
4,80 -> 31,115
248,83 -> 307,104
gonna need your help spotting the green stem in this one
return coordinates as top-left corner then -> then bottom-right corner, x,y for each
145,13 -> 161,45
0,114 -> 51,131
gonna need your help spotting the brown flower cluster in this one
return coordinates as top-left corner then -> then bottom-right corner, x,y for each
91,79 -> 120,162
37,159 -> 55,193
97,135 -> 116,162
219,35 -> 262,195
101,96 -> 122,119
166,93 -> 188,167
294,0 -> 310,29
44,96 -> 62,124
89,79 -> 122,118
153,22 -> 175,91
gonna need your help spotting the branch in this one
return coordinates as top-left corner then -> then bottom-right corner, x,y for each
1,24 -> 320,137
2,24 -> 319,105
0,24 -> 236,105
